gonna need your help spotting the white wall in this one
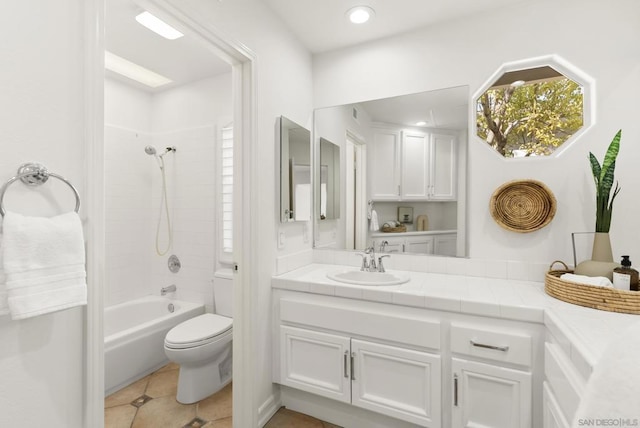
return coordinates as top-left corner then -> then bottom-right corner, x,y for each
314,0 -> 640,264
0,1 -> 85,427
104,74 -> 232,309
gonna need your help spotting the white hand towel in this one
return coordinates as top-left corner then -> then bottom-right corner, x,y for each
2,211 -> 87,320
572,320 -> 640,426
560,273 -> 613,288
0,232 -> 9,316
369,209 -> 380,232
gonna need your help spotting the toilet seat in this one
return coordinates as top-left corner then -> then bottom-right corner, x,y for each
165,313 -> 232,349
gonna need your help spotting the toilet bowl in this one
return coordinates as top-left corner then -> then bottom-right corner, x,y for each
164,313 -> 233,403
164,274 -> 234,404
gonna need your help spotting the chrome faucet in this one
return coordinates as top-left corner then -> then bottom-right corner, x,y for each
365,242 -> 377,272
161,284 -> 176,295
379,240 -> 389,252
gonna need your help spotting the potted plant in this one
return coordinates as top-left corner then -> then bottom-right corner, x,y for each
575,129 -> 622,279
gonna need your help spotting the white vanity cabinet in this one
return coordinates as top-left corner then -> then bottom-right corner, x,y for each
542,336 -> 586,428
275,292 -> 442,427
370,127 -> 457,201
449,323 -> 534,428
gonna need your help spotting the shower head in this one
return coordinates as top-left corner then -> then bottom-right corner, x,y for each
145,146 -> 157,156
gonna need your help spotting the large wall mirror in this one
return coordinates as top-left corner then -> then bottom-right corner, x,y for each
474,55 -> 594,158
313,86 -> 468,257
280,116 -> 311,222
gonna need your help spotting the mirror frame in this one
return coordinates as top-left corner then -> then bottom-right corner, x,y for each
472,54 -> 595,159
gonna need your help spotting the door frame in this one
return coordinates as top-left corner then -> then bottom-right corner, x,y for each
84,1 -> 259,426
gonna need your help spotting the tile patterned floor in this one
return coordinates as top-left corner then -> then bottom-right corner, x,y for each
105,363 -> 340,428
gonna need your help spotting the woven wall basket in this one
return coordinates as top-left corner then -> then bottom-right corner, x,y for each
490,179 -> 557,233
545,261 -> 640,315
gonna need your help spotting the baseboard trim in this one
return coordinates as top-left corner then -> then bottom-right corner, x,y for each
258,392 -> 281,427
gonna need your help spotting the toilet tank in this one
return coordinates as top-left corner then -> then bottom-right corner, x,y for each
213,270 -> 233,318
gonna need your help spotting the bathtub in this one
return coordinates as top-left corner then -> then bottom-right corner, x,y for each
104,295 -> 204,395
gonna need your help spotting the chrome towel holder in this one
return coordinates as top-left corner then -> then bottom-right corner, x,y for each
0,162 -> 81,217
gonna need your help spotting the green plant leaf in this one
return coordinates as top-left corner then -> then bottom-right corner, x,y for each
600,160 -> 616,199
589,152 -> 601,187
600,129 -> 621,183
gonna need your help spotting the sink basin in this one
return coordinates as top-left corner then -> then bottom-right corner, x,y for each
327,270 -> 410,286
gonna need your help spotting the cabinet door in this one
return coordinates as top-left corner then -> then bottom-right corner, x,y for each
434,233 -> 457,256
452,358 -> 532,428
401,130 -> 430,200
430,133 -> 457,200
543,382 -> 570,428
370,129 -> 401,200
351,339 -> 441,427
280,326 -> 351,403
405,236 -> 434,254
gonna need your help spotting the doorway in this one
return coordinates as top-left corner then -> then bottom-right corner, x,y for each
86,1 -> 258,426
344,132 -> 367,250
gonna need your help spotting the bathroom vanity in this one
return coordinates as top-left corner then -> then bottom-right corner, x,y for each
271,263 -> 638,428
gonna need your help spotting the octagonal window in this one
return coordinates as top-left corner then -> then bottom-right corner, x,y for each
475,57 -> 593,158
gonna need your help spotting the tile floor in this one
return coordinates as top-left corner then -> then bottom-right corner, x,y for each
105,363 -> 340,428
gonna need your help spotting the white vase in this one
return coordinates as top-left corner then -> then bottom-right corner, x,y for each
574,232 -> 619,281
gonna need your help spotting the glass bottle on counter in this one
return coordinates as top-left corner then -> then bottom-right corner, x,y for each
612,255 -> 639,291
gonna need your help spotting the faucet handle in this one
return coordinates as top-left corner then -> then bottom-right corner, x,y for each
355,253 -> 369,271
377,255 -> 391,272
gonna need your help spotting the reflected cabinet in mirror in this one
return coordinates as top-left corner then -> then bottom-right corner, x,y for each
313,86 -> 468,257
279,116 -> 311,223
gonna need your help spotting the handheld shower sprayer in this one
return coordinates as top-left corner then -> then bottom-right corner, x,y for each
144,145 -> 177,256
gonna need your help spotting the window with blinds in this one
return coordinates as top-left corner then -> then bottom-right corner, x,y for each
220,125 -> 233,261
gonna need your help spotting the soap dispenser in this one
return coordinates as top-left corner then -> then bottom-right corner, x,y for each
612,255 -> 639,291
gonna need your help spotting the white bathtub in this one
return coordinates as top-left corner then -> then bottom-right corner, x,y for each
104,295 -> 204,395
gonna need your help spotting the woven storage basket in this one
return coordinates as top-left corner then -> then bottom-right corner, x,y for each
381,224 -> 407,233
545,260 -> 640,314
490,179 -> 556,233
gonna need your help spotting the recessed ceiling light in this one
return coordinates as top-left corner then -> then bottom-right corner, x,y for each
135,11 -> 184,40
416,121 -> 428,126
346,6 -> 375,24
105,51 -> 172,88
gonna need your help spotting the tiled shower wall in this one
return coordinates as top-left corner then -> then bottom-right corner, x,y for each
104,74 -> 232,308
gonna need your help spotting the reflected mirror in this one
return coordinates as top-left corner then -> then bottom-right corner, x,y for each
319,138 -> 340,220
313,86 -> 468,256
475,57 -> 592,158
280,116 -> 311,222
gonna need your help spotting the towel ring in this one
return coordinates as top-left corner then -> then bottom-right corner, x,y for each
0,162 -> 81,217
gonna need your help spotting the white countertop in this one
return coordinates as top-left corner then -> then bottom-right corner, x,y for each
272,263 -> 640,379
370,229 -> 457,237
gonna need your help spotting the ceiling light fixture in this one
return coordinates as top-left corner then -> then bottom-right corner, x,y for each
510,80 -> 526,87
346,6 -> 375,24
105,51 -> 172,88
416,121 -> 428,126
135,11 -> 184,40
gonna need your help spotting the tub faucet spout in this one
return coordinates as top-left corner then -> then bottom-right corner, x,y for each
161,284 -> 176,295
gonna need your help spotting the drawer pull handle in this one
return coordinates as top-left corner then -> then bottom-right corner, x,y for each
453,374 -> 458,406
343,351 -> 349,378
470,340 -> 509,352
350,352 -> 356,380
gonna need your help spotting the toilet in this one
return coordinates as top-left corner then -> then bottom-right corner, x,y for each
164,276 -> 233,404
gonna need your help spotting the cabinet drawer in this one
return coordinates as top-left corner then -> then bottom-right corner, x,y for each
544,343 -> 585,422
281,297 -> 441,350
451,323 -> 532,367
